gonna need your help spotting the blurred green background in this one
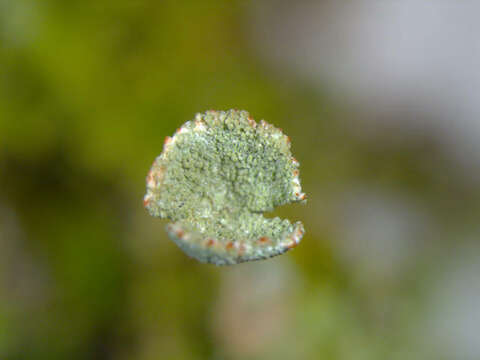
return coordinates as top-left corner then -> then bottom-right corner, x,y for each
1,1 -> 479,360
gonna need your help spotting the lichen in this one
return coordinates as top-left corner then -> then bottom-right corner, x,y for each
144,110 -> 306,265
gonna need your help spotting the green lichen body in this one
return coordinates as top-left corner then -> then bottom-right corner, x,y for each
144,110 -> 305,265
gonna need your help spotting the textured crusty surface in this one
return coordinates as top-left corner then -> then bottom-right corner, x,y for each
144,110 -> 306,265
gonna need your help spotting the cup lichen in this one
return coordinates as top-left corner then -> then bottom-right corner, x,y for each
144,110 -> 306,265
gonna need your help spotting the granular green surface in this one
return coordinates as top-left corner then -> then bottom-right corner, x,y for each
144,110 -> 305,265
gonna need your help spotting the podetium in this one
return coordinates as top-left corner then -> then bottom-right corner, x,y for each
144,110 -> 306,265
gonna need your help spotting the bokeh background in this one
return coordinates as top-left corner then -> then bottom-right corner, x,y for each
1,1 -> 480,359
